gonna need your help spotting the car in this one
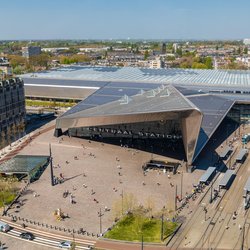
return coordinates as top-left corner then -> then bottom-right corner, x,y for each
58,241 -> 72,248
19,232 -> 35,240
0,221 -> 11,232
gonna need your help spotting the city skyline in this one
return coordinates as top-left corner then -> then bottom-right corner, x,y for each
1,0 -> 250,40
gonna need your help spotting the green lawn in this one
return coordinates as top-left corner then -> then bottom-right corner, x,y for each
0,191 -> 16,207
26,99 -> 76,108
104,214 -> 178,243
0,177 -> 19,207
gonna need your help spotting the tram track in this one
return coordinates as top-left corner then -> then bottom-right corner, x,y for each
168,137 -> 250,249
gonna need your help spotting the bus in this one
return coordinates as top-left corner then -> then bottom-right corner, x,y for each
242,134 -> 250,144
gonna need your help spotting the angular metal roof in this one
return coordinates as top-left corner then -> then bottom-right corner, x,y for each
188,94 -> 235,161
62,85 -> 196,119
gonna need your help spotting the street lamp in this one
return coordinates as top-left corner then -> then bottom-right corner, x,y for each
175,185 -> 178,211
49,144 -> 54,186
203,207 -> 208,221
120,190 -> 124,215
98,208 -> 103,235
71,232 -> 75,245
151,145 -> 153,160
180,171 -> 183,200
161,213 -> 164,241
210,180 -> 213,203
141,232 -> 144,250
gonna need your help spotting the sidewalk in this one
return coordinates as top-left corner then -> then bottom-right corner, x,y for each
0,124 -> 55,164
96,239 -> 169,250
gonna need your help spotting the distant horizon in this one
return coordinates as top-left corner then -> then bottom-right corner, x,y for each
0,38 -> 248,42
1,0 -> 250,40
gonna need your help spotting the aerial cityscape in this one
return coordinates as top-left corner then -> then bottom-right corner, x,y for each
1,0 -> 250,250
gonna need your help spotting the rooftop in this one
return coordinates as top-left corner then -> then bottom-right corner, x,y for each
21,65 -> 250,87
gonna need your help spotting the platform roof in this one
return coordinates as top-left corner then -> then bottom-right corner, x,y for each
219,169 -> 235,188
236,149 -> 248,161
199,166 -> 216,183
219,146 -> 233,158
244,177 -> 250,192
21,66 -> 250,87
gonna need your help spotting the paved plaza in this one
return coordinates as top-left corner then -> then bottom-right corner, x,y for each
5,121 -> 203,240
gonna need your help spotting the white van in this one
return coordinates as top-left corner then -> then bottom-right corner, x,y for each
0,221 -> 10,232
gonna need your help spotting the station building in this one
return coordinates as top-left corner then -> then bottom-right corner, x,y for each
20,66 -> 250,166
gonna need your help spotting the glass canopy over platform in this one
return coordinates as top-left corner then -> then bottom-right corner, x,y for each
0,155 -> 49,182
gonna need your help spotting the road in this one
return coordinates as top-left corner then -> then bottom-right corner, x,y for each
0,219 -> 95,250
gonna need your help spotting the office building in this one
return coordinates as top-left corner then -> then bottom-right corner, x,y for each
22,46 -> 41,58
0,78 -> 26,149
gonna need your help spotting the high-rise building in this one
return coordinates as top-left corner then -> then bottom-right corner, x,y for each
161,43 -> 167,54
22,46 -> 41,58
0,78 -> 26,149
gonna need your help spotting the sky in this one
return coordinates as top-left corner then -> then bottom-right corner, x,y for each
1,0 -> 250,40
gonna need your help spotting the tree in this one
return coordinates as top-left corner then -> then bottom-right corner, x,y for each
191,62 -> 207,69
166,56 -> 175,61
13,65 -> 23,75
29,53 -> 50,69
0,130 -> 6,151
17,121 -> 25,137
205,57 -> 213,69
12,124 -> 18,141
237,47 -> 241,55
176,48 -> 182,57
144,50 -> 149,60
6,126 -> 12,146
244,47 -> 248,54
8,55 -> 27,68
